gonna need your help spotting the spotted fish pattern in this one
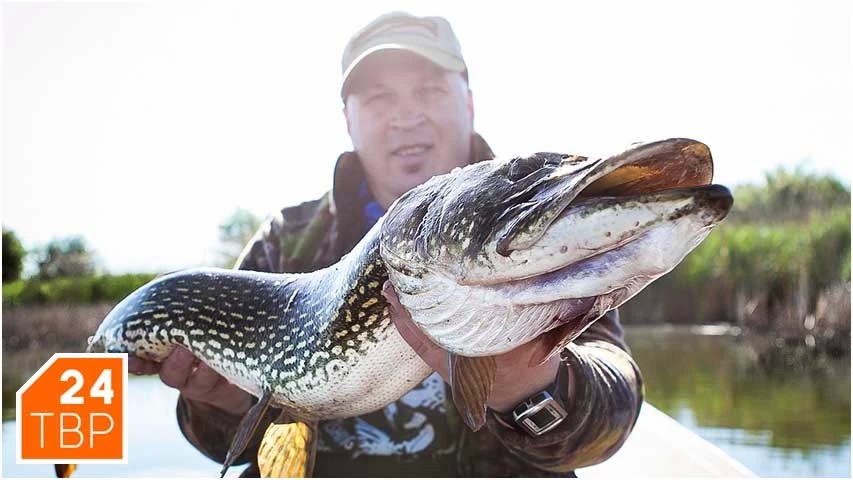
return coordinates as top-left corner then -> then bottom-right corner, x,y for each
88,227 -> 433,419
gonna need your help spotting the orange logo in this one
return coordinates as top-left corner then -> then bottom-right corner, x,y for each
16,353 -> 127,464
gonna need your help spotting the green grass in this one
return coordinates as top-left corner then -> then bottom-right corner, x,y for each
2,273 -> 157,305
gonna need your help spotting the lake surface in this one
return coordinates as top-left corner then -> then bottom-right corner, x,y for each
2,325 -> 849,477
625,325 -> 850,478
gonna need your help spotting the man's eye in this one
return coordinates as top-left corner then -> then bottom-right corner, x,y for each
423,85 -> 446,95
365,92 -> 391,104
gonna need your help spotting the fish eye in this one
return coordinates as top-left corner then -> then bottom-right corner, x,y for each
508,155 -> 547,182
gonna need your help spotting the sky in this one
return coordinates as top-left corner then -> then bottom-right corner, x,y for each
2,1 -> 851,274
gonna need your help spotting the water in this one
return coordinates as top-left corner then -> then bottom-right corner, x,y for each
625,325 -> 850,478
2,326 -> 849,477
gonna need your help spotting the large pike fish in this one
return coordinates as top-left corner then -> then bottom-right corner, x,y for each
83,138 -> 732,477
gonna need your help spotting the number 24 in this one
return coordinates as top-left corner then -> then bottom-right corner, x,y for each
59,369 -> 114,405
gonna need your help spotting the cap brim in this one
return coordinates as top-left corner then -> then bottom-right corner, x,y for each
341,44 -> 466,98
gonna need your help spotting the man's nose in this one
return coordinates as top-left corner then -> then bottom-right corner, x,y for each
390,97 -> 427,130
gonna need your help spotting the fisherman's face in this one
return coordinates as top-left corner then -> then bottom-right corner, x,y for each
344,51 -> 474,209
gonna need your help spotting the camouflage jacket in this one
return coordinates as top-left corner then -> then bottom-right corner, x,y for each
176,134 -> 644,477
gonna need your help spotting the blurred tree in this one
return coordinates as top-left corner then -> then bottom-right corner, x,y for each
217,208 -> 262,267
623,168 -> 850,330
2,227 -> 26,283
37,235 -> 96,279
730,166 -> 850,223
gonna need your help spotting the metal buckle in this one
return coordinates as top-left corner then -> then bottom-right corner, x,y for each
511,391 -> 568,436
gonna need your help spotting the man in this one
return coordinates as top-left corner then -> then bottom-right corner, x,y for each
130,12 -> 643,476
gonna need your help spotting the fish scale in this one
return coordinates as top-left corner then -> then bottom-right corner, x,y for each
88,230 -> 434,419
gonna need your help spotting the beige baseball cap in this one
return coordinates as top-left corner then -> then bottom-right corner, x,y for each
341,12 -> 467,98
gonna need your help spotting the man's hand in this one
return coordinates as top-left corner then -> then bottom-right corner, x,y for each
128,347 -> 255,416
382,281 -> 562,413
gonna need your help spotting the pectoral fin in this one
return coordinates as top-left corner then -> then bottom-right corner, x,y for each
221,390 -> 274,478
527,291 -> 627,367
449,353 -> 497,431
527,321 -> 588,367
258,415 -> 318,478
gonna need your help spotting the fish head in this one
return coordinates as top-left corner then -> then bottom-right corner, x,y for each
379,138 -> 733,356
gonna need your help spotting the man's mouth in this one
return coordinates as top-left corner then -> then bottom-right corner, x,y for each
391,144 -> 434,172
392,143 -> 433,157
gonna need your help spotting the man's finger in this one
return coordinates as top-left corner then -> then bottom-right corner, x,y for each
183,362 -> 222,396
158,346 -> 199,389
382,281 -> 429,352
381,280 -> 402,309
128,356 -> 160,376
382,280 -> 449,378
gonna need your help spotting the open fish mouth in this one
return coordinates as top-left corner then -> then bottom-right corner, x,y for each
380,138 -> 734,357
531,138 -> 732,285
493,138 -> 723,259
491,184 -> 732,286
